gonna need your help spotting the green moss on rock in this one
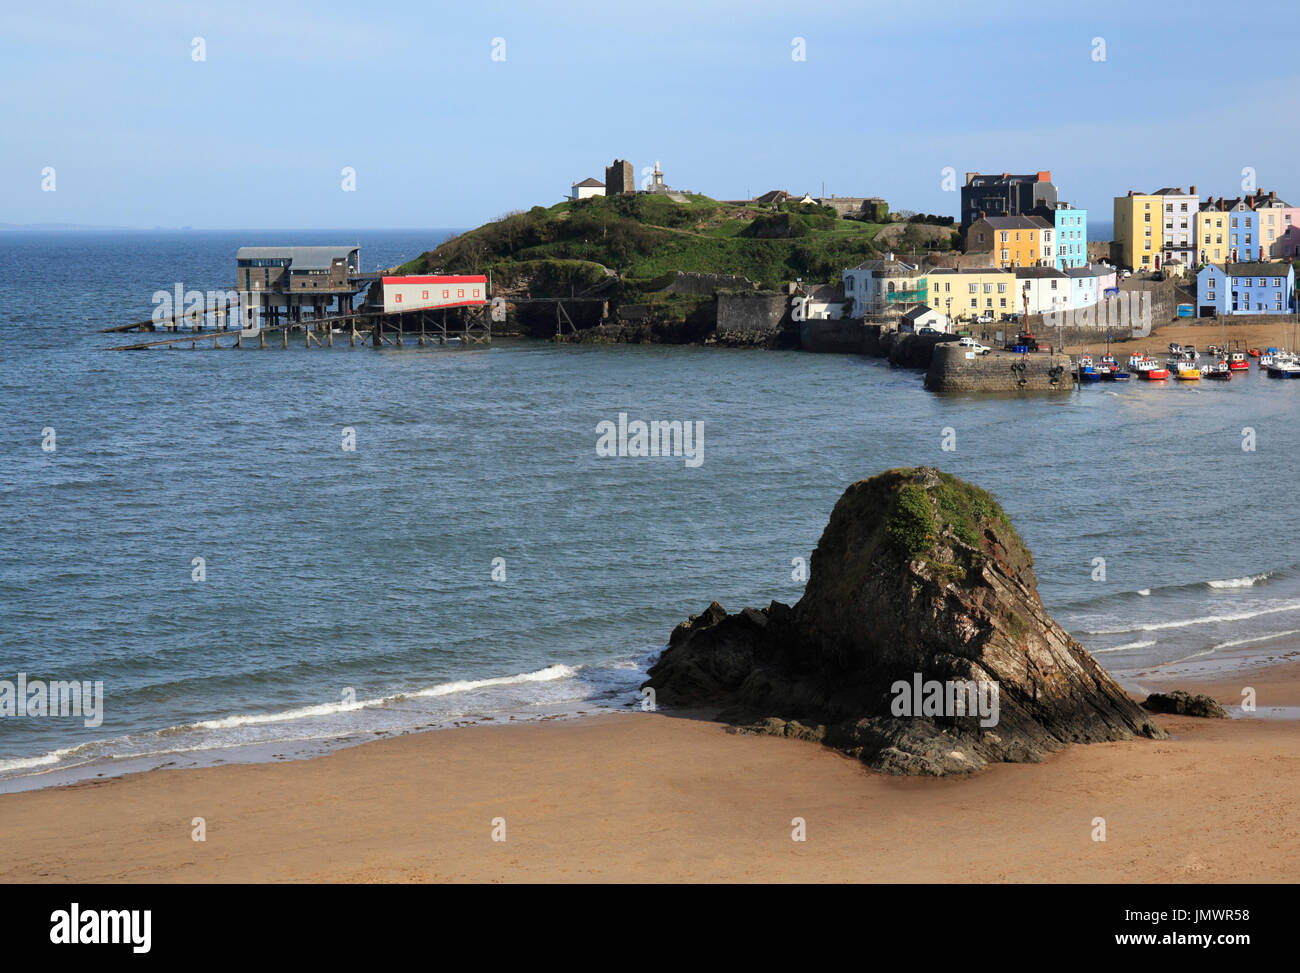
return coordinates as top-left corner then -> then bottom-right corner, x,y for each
886,484 -> 937,557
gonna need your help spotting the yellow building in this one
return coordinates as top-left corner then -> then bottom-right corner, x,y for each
1113,192 -> 1163,270
1257,205 -> 1286,260
965,215 -> 1053,268
1196,205 -> 1231,266
926,267 -> 1019,322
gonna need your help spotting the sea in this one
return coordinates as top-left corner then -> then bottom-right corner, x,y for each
2,227 -> 1298,791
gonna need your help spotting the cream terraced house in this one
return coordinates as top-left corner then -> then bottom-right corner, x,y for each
925,267 -> 1017,322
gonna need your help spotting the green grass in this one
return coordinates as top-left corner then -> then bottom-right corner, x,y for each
395,193 -> 889,292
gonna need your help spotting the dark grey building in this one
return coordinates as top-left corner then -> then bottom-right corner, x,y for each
960,171 -> 1058,231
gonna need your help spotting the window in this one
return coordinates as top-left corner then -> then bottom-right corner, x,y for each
1274,278 -> 1282,286
395,293 -> 403,303
970,298 -> 977,308
443,289 -> 449,298
458,289 -> 465,298
1000,298 -> 1007,307
997,283 -> 1007,293
983,284 -> 992,293
968,283 -> 977,294
1000,232 -> 1008,243
422,290 -> 429,299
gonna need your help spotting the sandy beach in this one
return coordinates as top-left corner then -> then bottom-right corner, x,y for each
1,658 -> 1296,884
1072,320 -> 1300,357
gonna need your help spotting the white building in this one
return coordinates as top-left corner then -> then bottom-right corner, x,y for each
570,177 -> 605,200
381,275 -> 488,314
900,305 -> 950,333
1154,186 -> 1198,270
841,256 -> 923,317
1014,267 -> 1071,316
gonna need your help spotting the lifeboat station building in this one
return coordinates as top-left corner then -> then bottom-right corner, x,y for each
236,245 -> 363,326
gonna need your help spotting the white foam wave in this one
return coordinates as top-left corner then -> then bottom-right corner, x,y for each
1136,589 -> 1151,596
192,664 -> 578,730
1083,600 -> 1300,635
1210,629 -> 1300,651
1207,573 -> 1272,589
1092,639 -> 1157,654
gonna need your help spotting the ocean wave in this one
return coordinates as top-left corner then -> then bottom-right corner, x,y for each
1092,639 -> 1156,654
1082,600 -> 1300,635
1210,629 -> 1300,651
0,663 -> 590,782
192,664 -> 578,729
1207,573 -> 1272,589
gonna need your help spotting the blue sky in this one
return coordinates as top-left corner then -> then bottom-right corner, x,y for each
2,0 -> 1298,229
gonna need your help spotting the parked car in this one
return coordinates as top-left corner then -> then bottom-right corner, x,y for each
975,312 -> 995,324
917,326 -> 942,335
957,337 -> 990,355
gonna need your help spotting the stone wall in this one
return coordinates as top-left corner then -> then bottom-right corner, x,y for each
926,345 -> 1073,393
716,292 -> 788,334
661,271 -> 759,296
799,318 -> 871,353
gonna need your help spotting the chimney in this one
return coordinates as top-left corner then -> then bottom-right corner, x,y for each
1037,171 -> 1051,182
1128,190 -> 1134,196
1271,191 -> 1277,200
1190,185 -> 1197,195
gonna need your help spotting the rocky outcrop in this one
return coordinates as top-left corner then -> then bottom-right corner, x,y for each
644,468 -> 1166,775
1142,691 -> 1229,719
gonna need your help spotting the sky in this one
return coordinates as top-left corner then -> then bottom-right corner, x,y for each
3,0 -> 1299,229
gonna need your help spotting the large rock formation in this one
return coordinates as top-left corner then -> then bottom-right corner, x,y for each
644,467 -> 1166,775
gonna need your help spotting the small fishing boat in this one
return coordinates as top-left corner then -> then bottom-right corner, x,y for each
1133,357 -> 1170,380
1267,353 -> 1300,378
1248,347 -> 1262,358
1229,352 -> 1250,371
1201,359 -> 1232,379
1174,361 -> 1201,381
1098,354 -> 1130,381
1076,354 -> 1101,382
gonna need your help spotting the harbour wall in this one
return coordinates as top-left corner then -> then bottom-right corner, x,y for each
925,345 -> 1073,393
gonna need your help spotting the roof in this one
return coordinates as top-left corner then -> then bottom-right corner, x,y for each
1223,262 -> 1294,276
1014,267 -> 1068,279
901,305 -> 939,321
754,190 -> 791,204
1152,187 -> 1195,196
976,215 -> 1052,230
926,266 -> 1015,275
236,246 -> 357,270
1065,265 -> 1111,278
573,177 -> 604,188
848,259 -> 919,273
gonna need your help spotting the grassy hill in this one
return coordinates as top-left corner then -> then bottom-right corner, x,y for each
395,193 -> 950,294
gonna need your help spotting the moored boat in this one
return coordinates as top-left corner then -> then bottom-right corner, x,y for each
1229,352 -> 1249,371
1266,353 -> 1300,378
1098,354 -> 1130,381
1174,361 -> 1201,381
1076,354 -> 1101,382
1201,359 -> 1231,379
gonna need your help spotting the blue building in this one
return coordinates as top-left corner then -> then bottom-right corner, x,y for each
1032,203 -> 1088,270
1198,262 -> 1294,316
1227,204 -> 1260,263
